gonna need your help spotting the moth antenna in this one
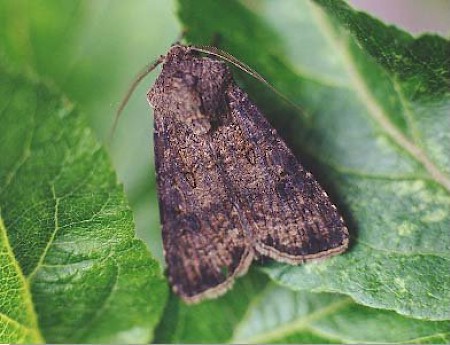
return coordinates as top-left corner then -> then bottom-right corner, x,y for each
109,55 -> 164,143
190,45 -> 304,113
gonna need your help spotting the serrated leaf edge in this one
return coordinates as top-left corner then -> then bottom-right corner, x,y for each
309,0 -> 450,192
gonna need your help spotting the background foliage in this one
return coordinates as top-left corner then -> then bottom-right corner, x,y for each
0,0 -> 449,343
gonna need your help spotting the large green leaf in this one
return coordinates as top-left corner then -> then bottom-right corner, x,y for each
0,0 -> 179,264
0,66 -> 168,343
177,0 -> 450,321
231,284 -> 450,344
155,270 -> 450,344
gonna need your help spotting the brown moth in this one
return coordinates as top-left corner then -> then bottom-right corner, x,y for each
146,44 -> 349,303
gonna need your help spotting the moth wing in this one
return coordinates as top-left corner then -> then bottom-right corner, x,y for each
221,86 -> 349,263
153,110 -> 253,303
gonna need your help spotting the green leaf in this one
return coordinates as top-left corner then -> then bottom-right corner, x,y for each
155,269 -> 269,343
0,0 -> 179,264
232,284 -> 450,344
177,0 -> 450,321
0,217 -> 43,343
155,270 -> 450,343
0,66 -> 168,343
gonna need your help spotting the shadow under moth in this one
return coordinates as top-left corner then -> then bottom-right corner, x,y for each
140,44 -> 349,303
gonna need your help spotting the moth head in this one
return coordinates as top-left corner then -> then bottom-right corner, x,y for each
148,45 -> 232,135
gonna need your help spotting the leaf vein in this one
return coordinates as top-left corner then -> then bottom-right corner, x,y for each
26,184 -> 60,282
237,297 -> 353,343
401,331 -> 450,344
309,1 -> 450,193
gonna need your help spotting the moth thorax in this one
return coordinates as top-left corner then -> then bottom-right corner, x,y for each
168,69 -> 229,134
161,74 -> 210,135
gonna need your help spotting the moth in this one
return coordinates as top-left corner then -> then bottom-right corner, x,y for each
143,44 -> 349,303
